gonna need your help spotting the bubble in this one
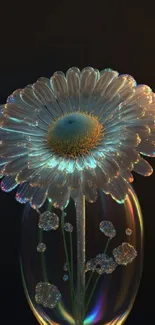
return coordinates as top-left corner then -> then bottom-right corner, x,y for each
37,242 -> 46,253
38,211 -> 59,231
99,220 -> 116,238
35,282 -> 61,309
64,222 -> 73,232
113,242 -> 137,266
125,228 -> 132,235
63,274 -> 69,281
63,262 -> 68,271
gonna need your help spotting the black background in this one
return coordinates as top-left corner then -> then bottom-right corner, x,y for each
0,1 -> 155,324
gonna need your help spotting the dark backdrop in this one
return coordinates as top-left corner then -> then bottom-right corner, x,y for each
0,1 -> 155,324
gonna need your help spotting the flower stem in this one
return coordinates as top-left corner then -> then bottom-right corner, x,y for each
61,210 -> 75,306
70,232 -> 74,307
84,274 -> 100,315
74,194 -> 86,325
39,228 -> 48,282
104,237 -> 111,254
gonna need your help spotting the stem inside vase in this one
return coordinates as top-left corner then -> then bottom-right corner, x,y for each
74,194 -> 86,325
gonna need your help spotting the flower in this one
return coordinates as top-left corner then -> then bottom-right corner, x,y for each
0,67 -> 155,209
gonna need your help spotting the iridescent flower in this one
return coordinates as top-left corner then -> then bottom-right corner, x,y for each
0,67 -> 155,208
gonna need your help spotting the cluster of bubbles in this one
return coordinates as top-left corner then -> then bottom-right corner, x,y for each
99,220 -> 116,238
86,253 -> 117,274
86,220 -> 137,274
113,242 -> 137,265
38,211 -> 59,231
35,282 -> 61,309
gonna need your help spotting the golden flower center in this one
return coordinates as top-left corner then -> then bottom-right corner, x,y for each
47,112 -> 104,158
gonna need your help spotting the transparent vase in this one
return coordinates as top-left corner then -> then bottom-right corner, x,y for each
20,185 -> 143,325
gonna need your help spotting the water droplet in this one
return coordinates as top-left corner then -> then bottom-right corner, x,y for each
63,262 -> 68,271
125,228 -> 132,235
38,211 -> 59,231
35,282 -> 61,309
113,242 -> 137,266
64,222 -> 73,232
63,274 -> 69,281
99,220 -> 116,238
37,242 -> 46,253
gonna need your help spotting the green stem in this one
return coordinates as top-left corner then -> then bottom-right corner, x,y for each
39,228 -> 48,282
84,274 -> 100,315
70,232 -> 74,306
83,236 -> 111,318
85,271 -> 94,293
104,237 -> 111,254
61,210 -> 75,305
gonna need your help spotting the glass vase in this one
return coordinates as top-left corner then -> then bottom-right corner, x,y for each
20,185 -> 143,325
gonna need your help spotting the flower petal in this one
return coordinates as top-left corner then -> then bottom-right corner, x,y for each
48,184 -> 70,209
16,182 -> 38,203
133,158 -> 153,176
1,176 -> 19,192
66,67 -> 80,111
3,156 -> 28,175
30,187 -> 48,208
105,176 -> 129,203
0,118 -> 46,136
0,146 -> 28,158
79,67 -> 100,112
50,71 -> 72,113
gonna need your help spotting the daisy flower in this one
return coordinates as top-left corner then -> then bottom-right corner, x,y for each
0,67 -> 155,209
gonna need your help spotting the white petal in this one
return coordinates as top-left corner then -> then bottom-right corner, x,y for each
50,71 -> 72,113
0,146 -> 28,158
1,176 -> 19,192
20,87 -> 42,108
79,67 -> 100,112
16,166 -> 43,183
33,80 -> 54,104
89,69 -> 119,114
104,75 -> 131,99
3,156 -> 28,175
48,184 -> 70,209
2,103 -> 38,126
94,69 -> 119,94
120,170 -> 134,183
99,157 -> 120,179
66,67 -> 80,110
138,138 -> 155,157
30,187 -> 48,208
133,158 -> 153,176
0,119 -> 46,136
16,183 -> 38,203
105,176 -> 129,203
82,182 -> 98,203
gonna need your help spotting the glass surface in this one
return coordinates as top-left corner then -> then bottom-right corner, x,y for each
20,186 -> 143,325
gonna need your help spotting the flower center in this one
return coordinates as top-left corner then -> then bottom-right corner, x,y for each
47,112 -> 104,158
